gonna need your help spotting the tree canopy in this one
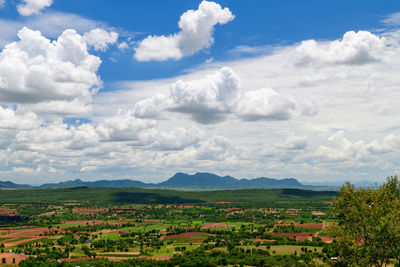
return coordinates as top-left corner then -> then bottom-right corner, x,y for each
332,176 -> 400,266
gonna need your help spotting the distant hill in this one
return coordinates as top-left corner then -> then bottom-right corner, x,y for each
158,172 -> 303,189
39,179 -> 153,189
0,181 -> 32,189
0,172 -> 304,189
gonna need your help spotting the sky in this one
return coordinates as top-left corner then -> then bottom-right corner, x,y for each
1,0 -> 400,184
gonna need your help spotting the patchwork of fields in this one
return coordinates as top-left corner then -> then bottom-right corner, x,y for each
0,187 -> 337,266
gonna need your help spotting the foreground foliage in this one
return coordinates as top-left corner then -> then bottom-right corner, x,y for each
332,176 -> 400,267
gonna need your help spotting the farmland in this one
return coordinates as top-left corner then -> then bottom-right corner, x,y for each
0,187 -> 338,266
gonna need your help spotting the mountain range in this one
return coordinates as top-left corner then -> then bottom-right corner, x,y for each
0,172 -> 304,189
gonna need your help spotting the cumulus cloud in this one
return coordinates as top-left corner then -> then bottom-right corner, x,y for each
67,123 -> 99,150
24,98 -> 93,117
17,0 -> 53,16
118,42 -> 128,50
278,136 -> 308,150
129,67 -> 298,124
134,0 -> 234,61
169,67 -> 240,123
296,31 -> 385,65
95,109 -> 202,150
96,109 -> 156,143
132,93 -> 171,119
235,88 -> 295,121
365,134 -> 400,155
0,27 -> 101,117
151,127 -> 202,151
313,131 -> 368,162
84,28 -> 118,51
195,136 -> 231,160
0,106 -> 40,130
0,0 -> 5,8
311,131 -> 400,163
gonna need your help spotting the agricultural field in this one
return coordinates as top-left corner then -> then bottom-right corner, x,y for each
0,187 -> 338,266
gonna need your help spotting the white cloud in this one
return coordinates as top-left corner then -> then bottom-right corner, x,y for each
0,0 -> 5,8
311,131 -> 400,163
0,12 -> 109,49
134,0 -> 234,61
96,109 -> 156,143
132,93 -> 171,119
17,0 -> 53,16
24,98 -> 93,117
195,136 -> 231,161
0,27 -> 101,117
366,134 -> 400,155
169,67 -> 240,123
235,88 -> 295,121
0,106 -> 40,130
278,136 -> 308,150
67,124 -> 99,150
118,42 -> 128,50
84,28 -> 118,51
12,166 -> 40,173
152,127 -> 202,151
129,67 -> 298,124
382,12 -> 400,26
296,31 -> 385,65
3,24 -> 400,183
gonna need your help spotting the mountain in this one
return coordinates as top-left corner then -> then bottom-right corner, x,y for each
39,179 -> 153,189
0,172 -> 304,189
157,172 -> 240,188
239,177 -> 303,188
0,181 -> 32,189
157,172 -> 303,189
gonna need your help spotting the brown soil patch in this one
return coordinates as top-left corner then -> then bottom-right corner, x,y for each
0,208 -> 19,216
0,253 -> 29,264
201,223 -> 231,230
285,209 -> 300,214
157,255 -> 173,261
312,211 -> 326,216
138,255 -> 152,259
318,235 -> 334,243
270,232 -> 316,241
0,227 -> 48,239
294,223 -> 323,229
164,232 -> 211,239
4,237 -> 41,248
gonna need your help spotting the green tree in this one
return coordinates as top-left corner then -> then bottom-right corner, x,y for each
331,176 -> 400,266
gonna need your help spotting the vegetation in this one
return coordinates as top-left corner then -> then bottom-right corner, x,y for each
331,176 -> 400,266
0,178 -> 397,266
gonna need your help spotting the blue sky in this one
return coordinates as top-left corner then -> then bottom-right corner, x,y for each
1,0 -> 396,81
1,0 -> 400,184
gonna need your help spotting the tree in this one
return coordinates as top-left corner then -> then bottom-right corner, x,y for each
331,176 -> 400,266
